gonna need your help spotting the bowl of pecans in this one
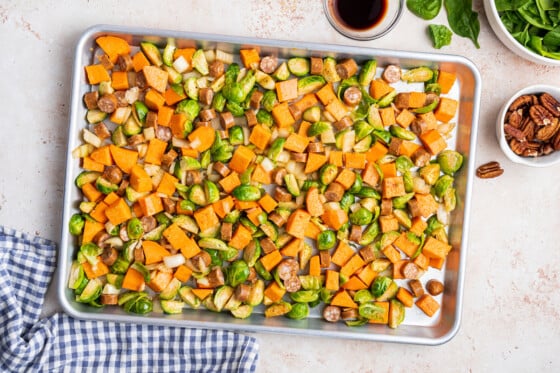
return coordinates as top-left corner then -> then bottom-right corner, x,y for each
497,84 -> 560,167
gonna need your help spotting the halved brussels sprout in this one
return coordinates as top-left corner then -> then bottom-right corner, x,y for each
286,302 -> 309,320
227,260 -> 250,287
350,207 -> 373,226
317,230 -> 337,251
437,150 -> 464,175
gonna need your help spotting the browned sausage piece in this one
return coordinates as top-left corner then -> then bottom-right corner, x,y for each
209,60 -> 225,78
259,55 -> 278,74
323,305 -> 341,323
388,137 -> 403,156
341,308 -> 359,320
190,251 -> 212,273
127,71 -> 138,88
103,165 -> 123,184
289,104 -> 303,121
199,87 -> 214,106
135,71 -> 147,89
199,108 -> 217,122
101,247 -> 118,267
155,125 -> 172,142
324,182 -> 345,202
133,247 -> 145,263
334,116 -> 353,131
186,170 -> 203,185
127,134 -> 145,146
140,216 -> 157,233
219,111 -> 235,130
206,267 -> 225,287
249,90 -> 263,110
343,86 -> 362,106
97,93 -> 118,113
402,262 -> 422,279
162,197 -> 176,214
145,111 -> 158,128
116,53 -> 133,72
349,225 -> 362,243
411,147 -> 431,167
113,90 -> 128,107
408,279 -> 424,297
319,251 -> 331,268
213,161 -> 231,177
100,294 -> 119,305
245,109 -> 258,127
116,179 -> 128,196
393,92 -> 410,110
93,122 -> 111,140
195,121 -> 212,128
283,275 -> 301,293
221,222 -> 234,241
268,212 -> 287,227
410,118 -> 431,136
426,279 -> 444,296
335,58 -> 358,80
276,258 -> 299,280
272,168 -> 287,185
161,149 -> 179,170
380,199 -> 393,216
235,283 -> 251,302
98,54 -> 113,70
260,237 -> 277,254
359,245 -> 376,263
93,231 -> 110,248
310,57 -> 323,75
307,142 -> 324,153
291,152 -> 308,163
83,91 -> 99,110
382,64 -> 401,83
247,266 -> 257,283
274,187 -> 292,202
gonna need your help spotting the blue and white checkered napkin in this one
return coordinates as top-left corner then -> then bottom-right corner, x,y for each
0,226 -> 259,372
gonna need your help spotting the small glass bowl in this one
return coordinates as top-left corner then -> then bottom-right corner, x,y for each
323,0 -> 404,41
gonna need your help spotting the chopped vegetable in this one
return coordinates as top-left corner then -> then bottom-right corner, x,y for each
68,37 -> 462,331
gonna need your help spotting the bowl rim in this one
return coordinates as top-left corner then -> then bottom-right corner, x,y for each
484,0 -> 560,67
497,84 -> 560,167
322,0 -> 405,41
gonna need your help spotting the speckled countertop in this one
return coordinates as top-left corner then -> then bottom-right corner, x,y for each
1,1 -> 559,371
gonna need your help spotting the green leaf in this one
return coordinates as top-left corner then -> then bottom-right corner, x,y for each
406,0 -> 442,20
428,24 -> 453,48
444,0 -> 481,48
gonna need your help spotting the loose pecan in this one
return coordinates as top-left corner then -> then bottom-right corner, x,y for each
529,105 -> 554,126
508,95 -> 532,111
540,93 -> 560,117
476,161 -> 504,179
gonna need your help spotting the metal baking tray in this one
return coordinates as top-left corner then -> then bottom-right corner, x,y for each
59,24 -> 481,345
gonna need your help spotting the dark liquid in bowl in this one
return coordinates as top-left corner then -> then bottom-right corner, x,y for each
334,0 -> 387,30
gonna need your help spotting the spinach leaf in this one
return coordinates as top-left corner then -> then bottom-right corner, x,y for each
406,0 -> 442,20
543,26 -> 560,46
444,0 -> 481,48
428,24 -> 453,48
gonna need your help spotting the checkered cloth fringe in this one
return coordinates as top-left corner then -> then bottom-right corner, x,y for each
0,227 -> 259,372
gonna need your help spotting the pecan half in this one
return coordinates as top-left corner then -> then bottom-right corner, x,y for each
509,138 -> 526,155
520,117 -> 536,139
553,130 -> 560,150
540,93 -> 560,117
506,109 -> 523,128
504,123 -> 526,141
476,161 -> 504,179
509,95 -> 533,111
529,105 -> 554,126
536,118 -> 560,142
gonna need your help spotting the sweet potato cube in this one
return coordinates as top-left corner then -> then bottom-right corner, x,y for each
284,133 -> 310,153
82,259 -> 109,280
382,176 -> 406,198
420,129 -> 447,155
264,281 -> 285,303
249,124 -> 272,150
304,220 -> 321,239
365,141 -> 388,163
286,209 -> 311,239
308,255 -> 321,277
174,265 -> 193,282
258,194 -> 278,213
325,270 -> 340,291
276,78 -> 298,102
111,71 -> 129,90
144,138 -> 168,166
132,51 -> 150,72
434,97 -> 458,123
329,150 -> 343,167
379,215 -> 399,233
229,145 -> 255,174
315,83 -> 337,105
260,250 -> 283,272
105,198 -> 132,225
325,99 -> 348,121
229,224 -> 253,250
272,102 -> 296,128
147,270 -> 173,293
416,294 -> 440,317
408,193 -> 439,218
379,107 -> 396,127
85,64 -> 110,84
408,91 -> 427,108
410,217 -> 428,236
340,254 -> 365,278
422,236 -> 452,260
142,65 -> 168,93
122,268 -> 145,291
396,287 -> 414,308
437,71 -> 456,94
335,168 -> 356,190
137,193 -> 163,217
156,172 -> 178,196
82,219 -> 105,244
144,89 -> 165,110
396,109 -> 416,128
218,172 -> 241,194
304,153 -> 327,174
109,145 -> 138,174
393,232 -> 420,257
130,164 -> 152,193
382,244 -> 402,263
331,240 -> 355,267
369,79 -> 394,100
399,141 -> 421,158
342,276 -> 368,290
321,209 -> 348,231
239,48 -> 260,69
193,205 -> 220,233
330,290 -> 358,309
344,152 -> 366,169
142,240 -> 171,265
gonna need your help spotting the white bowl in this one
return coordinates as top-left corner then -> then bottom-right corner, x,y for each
484,0 -> 560,67
496,84 -> 560,167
